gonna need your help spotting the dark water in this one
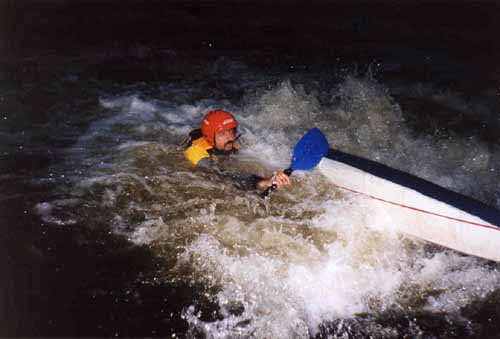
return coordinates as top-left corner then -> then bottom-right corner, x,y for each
2,1 -> 500,338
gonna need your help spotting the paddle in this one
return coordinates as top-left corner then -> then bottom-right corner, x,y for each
261,127 -> 330,198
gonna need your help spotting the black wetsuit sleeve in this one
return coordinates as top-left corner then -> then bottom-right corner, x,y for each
215,169 -> 264,191
229,173 -> 264,191
198,158 -> 264,191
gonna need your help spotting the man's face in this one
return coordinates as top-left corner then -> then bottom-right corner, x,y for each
214,128 -> 240,151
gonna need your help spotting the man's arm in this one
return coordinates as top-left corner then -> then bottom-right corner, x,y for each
198,158 -> 290,191
198,158 -> 264,191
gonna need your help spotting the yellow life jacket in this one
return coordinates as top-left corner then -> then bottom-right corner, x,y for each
184,137 -> 213,166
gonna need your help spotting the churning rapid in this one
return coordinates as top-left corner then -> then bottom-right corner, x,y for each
3,2 -> 500,337
25,50 -> 500,338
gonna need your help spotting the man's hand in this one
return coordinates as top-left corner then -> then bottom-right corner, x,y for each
257,171 -> 291,190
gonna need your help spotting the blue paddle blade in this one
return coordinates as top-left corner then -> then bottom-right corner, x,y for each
290,128 -> 329,171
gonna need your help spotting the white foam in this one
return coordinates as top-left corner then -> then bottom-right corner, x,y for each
40,64 -> 500,339
35,201 -> 53,217
129,217 -> 166,245
99,95 -> 156,114
34,200 -> 78,226
116,141 -> 152,150
178,192 -> 500,338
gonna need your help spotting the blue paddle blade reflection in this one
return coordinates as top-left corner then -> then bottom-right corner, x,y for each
290,128 -> 329,171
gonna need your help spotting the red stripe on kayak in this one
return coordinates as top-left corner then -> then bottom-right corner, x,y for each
333,183 -> 500,231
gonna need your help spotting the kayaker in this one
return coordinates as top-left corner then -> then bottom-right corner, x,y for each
183,109 -> 290,191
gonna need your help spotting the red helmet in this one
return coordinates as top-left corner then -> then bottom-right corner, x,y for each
201,110 -> 238,146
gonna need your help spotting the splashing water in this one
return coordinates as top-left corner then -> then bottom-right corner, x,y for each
34,62 -> 500,338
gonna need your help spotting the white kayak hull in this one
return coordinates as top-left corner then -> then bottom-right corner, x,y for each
319,150 -> 500,262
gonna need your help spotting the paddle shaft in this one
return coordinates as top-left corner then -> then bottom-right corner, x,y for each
261,168 -> 292,198
259,127 -> 329,199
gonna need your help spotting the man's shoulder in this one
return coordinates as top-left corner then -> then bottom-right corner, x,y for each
192,137 -> 212,150
184,137 -> 212,166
